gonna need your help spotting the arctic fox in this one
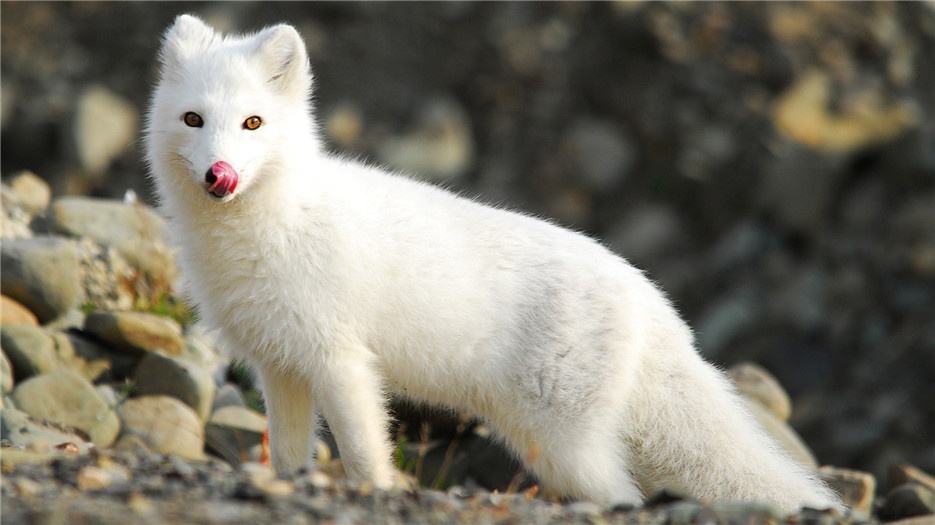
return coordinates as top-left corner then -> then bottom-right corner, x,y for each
145,15 -> 842,513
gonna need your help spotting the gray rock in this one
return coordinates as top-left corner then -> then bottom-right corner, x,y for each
564,118 -> 635,192
83,311 -> 184,357
116,395 -> 205,461
134,352 -> 216,421
11,369 -> 120,447
879,481 -> 935,521
744,399 -> 818,470
375,97 -> 474,182
1,349 -> 13,394
212,383 -> 248,412
0,325 -> 61,381
205,405 -> 267,466
728,362 -> 792,422
0,405 -> 95,453
0,236 -> 83,323
7,171 -> 51,215
72,84 -> 139,175
51,330 -> 113,381
0,294 -> 39,326
48,196 -> 177,287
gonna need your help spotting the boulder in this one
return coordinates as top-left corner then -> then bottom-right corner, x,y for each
0,236 -> 83,323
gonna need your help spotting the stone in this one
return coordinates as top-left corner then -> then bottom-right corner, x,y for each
1,349 -> 13,393
879,482 -> 935,521
1,295 -> 39,326
51,330 -> 113,382
564,118 -> 635,192
7,171 -> 51,214
212,383 -> 248,412
11,369 -> 119,447
134,352 -> 216,421
743,399 -> 818,470
116,395 -> 205,461
0,325 -> 61,381
0,405 -> 95,454
606,203 -> 685,266
375,97 -> 474,182
0,236 -> 83,323
891,464 -> 935,491
205,405 -> 267,466
73,84 -> 139,174
819,467 -> 876,515
48,196 -> 176,286
1,184 -> 33,239
83,311 -> 184,357
728,362 -> 792,422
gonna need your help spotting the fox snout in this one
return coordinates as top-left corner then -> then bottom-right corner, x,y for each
205,161 -> 239,198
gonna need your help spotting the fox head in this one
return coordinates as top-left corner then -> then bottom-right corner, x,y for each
145,14 -> 316,207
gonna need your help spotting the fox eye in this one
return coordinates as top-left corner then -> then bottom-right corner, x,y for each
183,112 -> 203,128
243,116 -> 262,131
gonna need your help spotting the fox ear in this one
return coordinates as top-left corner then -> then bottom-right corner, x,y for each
253,25 -> 312,100
158,14 -> 217,77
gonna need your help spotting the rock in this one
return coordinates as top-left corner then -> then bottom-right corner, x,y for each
1,295 -> 39,326
1,349 -> 13,393
819,467 -> 876,515
74,238 -> 136,313
116,395 -> 205,461
73,84 -> 139,175
0,236 -> 83,323
134,352 -> 216,421
205,406 -> 268,466
890,463 -> 935,491
772,69 -> 918,153
83,311 -> 184,357
212,383 -> 248,412
7,171 -> 51,214
0,405 -> 95,454
375,97 -> 474,182
48,196 -> 176,286
564,118 -> 635,192
0,325 -> 61,381
11,369 -> 120,447
51,330 -> 113,382
879,482 -> 935,521
1,184 -> 34,239
743,399 -> 818,470
728,362 -> 792,422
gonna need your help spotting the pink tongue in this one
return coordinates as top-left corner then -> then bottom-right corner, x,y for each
208,161 -> 238,197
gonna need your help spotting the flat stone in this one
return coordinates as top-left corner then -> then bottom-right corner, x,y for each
0,405 -> 94,454
7,170 -> 51,214
1,295 -> 38,326
49,196 -> 176,286
116,395 -> 205,461
205,405 -> 267,466
0,236 -> 83,323
134,352 -> 216,421
819,467 -> 876,515
84,311 -> 184,357
728,362 -> 792,422
11,369 -> 119,447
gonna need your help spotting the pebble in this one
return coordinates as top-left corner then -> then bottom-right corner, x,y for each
72,84 -> 139,175
116,395 -> 205,460
134,352 -> 216,421
7,170 -> 51,214
0,236 -> 83,323
728,362 -> 792,422
1,324 -> 61,380
879,482 -> 935,521
11,368 -> 120,447
820,467 -> 877,516
205,405 -> 267,466
0,406 -> 95,455
83,310 -> 185,357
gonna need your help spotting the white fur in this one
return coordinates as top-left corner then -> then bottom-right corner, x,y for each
145,15 -> 843,513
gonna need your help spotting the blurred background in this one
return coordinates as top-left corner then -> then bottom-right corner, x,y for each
2,1 -> 933,483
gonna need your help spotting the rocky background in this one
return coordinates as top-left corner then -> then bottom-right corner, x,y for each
2,2 -> 934,523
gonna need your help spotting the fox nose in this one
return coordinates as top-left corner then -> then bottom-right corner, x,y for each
205,168 -> 217,185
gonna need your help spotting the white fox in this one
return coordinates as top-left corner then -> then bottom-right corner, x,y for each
145,14 -> 842,513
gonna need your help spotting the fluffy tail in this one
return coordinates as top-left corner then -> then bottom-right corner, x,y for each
627,350 -> 843,514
